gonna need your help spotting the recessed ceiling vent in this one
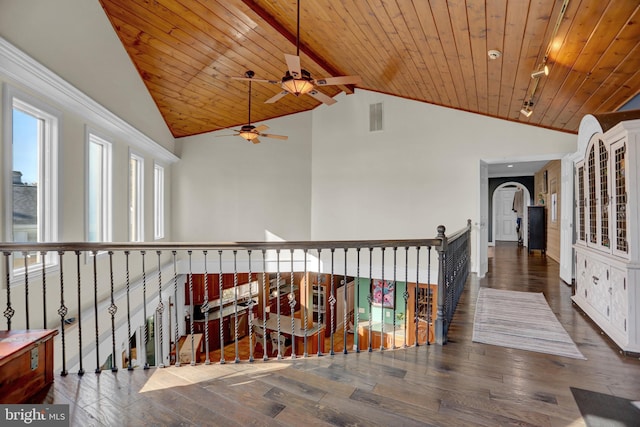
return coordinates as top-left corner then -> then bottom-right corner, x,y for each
369,102 -> 383,132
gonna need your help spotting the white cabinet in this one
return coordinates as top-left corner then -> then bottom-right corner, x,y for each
573,113 -> 640,354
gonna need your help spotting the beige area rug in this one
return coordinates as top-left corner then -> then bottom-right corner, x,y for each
472,288 -> 586,360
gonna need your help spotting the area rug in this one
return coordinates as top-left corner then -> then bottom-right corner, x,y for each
472,288 -> 586,359
571,387 -> 640,427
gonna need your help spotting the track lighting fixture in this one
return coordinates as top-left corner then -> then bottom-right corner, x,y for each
520,101 -> 534,117
531,65 -> 549,79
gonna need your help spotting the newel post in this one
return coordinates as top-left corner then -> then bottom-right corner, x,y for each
435,225 -> 448,345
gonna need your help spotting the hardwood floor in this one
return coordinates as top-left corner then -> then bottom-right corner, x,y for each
32,242 -> 640,426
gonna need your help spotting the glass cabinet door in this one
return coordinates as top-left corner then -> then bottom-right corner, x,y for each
576,163 -> 586,243
587,143 -> 597,247
612,141 -> 628,256
598,140 -> 610,249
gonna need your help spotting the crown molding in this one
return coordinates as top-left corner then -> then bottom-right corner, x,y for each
0,36 -> 178,164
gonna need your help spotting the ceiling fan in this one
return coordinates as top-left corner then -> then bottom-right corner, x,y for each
221,71 -> 288,144
232,0 -> 361,106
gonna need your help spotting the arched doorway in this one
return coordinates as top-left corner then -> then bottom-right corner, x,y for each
492,182 -> 531,247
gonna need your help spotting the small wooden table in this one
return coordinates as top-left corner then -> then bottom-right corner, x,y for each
0,329 -> 58,403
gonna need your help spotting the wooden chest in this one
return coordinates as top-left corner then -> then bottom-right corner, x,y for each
0,329 -> 58,403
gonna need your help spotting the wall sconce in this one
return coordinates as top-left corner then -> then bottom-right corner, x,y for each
531,65 -> 549,79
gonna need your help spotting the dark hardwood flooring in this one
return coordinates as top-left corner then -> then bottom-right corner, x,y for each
32,243 -> 640,426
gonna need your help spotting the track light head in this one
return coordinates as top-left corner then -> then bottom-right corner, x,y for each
531,65 -> 549,79
520,108 -> 533,117
521,101 -> 534,117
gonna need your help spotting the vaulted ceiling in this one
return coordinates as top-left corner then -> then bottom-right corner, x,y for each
98,0 -> 640,138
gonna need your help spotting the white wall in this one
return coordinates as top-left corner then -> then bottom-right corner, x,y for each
0,0 -> 175,150
172,112 -> 313,242
311,90 -> 577,245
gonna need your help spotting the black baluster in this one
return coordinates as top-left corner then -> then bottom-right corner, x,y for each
316,249 -> 323,357
41,251 -> 47,328
261,249 -> 268,361
392,247 -> 397,349
58,251 -> 68,376
75,251 -> 84,375
218,250 -> 225,364
172,251 -> 180,367
367,247 -> 373,353
289,249 -> 296,359
426,246 -> 431,346
329,248 -> 335,356
343,248 -> 348,355
156,250 -> 165,368
275,249 -> 282,360
23,252 -> 29,329
403,247 -> 409,349
92,251 -> 101,373
125,251 -> 133,370
414,247 -> 421,347
233,251 -> 240,363
247,250 -> 254,363
108,251 -> 118,372
203,250 -> 210,365
380,247 -> 385,351
302,249 -> 308,358
141,251 -> 149,369
355,248 -> 361,353
187,251 -> 194,366
4,252 -> 15,330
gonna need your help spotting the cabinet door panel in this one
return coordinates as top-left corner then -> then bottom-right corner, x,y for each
575,252 -> 588,300
588,260 -> 610,318
610,267 -> 628,334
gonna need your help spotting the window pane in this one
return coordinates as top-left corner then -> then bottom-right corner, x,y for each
154,164 -> 164,240
129,154 -> 144,242
12,108 -> 40,245
88,138 -> 105,242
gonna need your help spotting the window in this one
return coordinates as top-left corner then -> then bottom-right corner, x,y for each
129,153 -> 144,242
4,87 -> 59,273
87,132 -> 112,242
154,163 -> 165,240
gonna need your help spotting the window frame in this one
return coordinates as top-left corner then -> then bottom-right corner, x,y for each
86,129 -> 113,244
129,151 -> 145,242
153,162 -> 165,240
2,84 -> 60,279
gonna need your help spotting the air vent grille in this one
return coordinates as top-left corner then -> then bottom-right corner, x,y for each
369,102 -> 383,132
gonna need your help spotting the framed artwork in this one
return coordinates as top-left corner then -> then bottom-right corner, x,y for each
542,170 -> 548,193
372,279 -> 395,308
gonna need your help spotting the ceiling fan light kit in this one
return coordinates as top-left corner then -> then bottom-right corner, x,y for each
230,0 -> 360,106
281,70 -> 314,95
222,70 -> 288,144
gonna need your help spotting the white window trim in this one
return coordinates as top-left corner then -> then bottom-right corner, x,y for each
154,163 -> 165,240
2,84 -> 60,280
86,128 -> 113,245
129,151 -> 145,242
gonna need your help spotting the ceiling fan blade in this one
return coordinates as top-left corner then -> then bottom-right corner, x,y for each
254,124 -> 269,132
265,90 -> 289,104
284,54 -> 302,77
252,138 -> 261,144
307,89 -> 337,105
315,75 -> 362,86
261,133 -> 288,140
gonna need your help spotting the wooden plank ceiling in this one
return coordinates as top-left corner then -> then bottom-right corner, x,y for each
98,0 -> 640,138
